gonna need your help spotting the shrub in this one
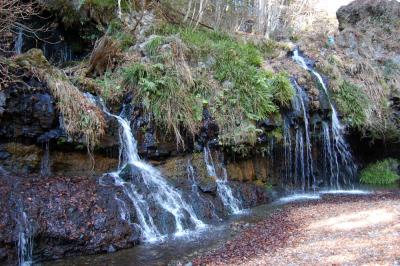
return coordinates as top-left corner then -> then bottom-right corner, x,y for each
360,158 -> 400,185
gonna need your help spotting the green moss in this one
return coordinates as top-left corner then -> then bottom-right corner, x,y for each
360,158 -> 400,185
333,80 -> 370,129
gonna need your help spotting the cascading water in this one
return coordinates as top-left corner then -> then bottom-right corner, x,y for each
14,28 -> 24,55
187,162 -> 202,197
203,146 -> 242,214
40,142 -> 51,177
293,80 -> 315,189
16,205 -> 33,266
294,127 -> 305,189
283,119 -> 293,184
101,105 -> 205,241
63,44 -> 73,62
322,121 -> 339,187
117,0 -> 122,18
292,48 -> 356,188
282,79 -> 315,191
186,161 -> 220,220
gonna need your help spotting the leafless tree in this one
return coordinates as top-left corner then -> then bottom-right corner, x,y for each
164,0 -> 316,38
0,0 -> 38,40
0,0 -> 39,88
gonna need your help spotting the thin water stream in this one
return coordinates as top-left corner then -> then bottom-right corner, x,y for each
14,28 -> 24,55
203,146 -> 242,214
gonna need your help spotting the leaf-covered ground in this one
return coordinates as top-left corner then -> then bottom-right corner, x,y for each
192,191 -> 400,265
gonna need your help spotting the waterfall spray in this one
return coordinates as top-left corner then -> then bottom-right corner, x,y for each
203,146 -> 242,214
292,48 -> 356,188
100,104 -> 205,241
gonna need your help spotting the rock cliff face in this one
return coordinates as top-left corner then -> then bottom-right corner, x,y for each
0,174 -> 137,264
0,153 -> 269,264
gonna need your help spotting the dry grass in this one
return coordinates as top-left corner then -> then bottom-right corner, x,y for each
15,49 -> 106,155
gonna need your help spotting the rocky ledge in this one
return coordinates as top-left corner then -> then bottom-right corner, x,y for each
0,151 -> 270,265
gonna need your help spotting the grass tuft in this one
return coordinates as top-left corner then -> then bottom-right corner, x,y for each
360,158 -> 400,185
119,24 -> 295,147
333,80 -> 370,129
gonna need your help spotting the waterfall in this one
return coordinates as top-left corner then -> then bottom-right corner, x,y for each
40,142 -> 51,177
101,106 -> 205,241
63,44 -> 73,62
14,28 -> 24,55
186,161 -> 220,220
203,146 -> 242,214
187,162 -> 200,196
117,0 -> 122,18
282,79 -> 315,191
292,48 -> 356,188
294,128 -> 305,189
322,121 -> 339,187
283,119 -> 293,185
17,207 -> 33,266
292,80 -> 315,189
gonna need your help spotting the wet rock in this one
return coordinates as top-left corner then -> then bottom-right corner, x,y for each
107,245 -> 116,253
0,91 -> 6,115
0,82 -> 58,142
197,108 -> 219,145
0,152 -> 10,160
257,118 -> 277,131
0,142 -> 118,177
198,178 -> 217,194
119,164 -> 143,182
0,175 -> 139,264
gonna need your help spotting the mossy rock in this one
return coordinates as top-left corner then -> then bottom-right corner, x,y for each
15,49 -> 50,69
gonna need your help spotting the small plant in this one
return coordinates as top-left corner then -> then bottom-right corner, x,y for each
107,19 -> 135,50
333,80 -> 370,128
269,72 -> 294,107
96,71 -> 125,103
360,158 -> 400,185
123,62 -> 202,148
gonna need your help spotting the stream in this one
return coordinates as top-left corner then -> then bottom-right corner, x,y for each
41,186 -> 384,266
